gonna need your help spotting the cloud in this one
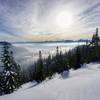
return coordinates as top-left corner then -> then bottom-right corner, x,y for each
0,0 -> 100,41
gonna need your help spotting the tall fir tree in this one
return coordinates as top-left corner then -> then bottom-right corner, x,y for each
34,50 -> 45,82
1,44 -> 22,94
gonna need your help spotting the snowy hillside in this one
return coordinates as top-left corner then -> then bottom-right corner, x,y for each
1,63 -> 100,100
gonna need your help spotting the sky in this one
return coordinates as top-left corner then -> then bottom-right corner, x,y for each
0,0 -> 100,42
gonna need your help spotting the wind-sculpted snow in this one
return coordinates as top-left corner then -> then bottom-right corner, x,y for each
0,63 -> 100,100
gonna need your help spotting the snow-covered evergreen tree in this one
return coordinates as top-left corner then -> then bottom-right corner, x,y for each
1,43 -> 22,95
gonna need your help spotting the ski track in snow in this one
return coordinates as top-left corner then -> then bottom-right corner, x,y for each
1,63 -> 100,100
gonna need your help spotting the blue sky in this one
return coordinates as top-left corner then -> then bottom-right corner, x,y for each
0,0 -> 100,41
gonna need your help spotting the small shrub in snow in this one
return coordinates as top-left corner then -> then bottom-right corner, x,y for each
61,70 -> 69,79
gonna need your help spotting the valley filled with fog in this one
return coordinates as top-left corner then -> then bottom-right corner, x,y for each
12,42 -> 85,70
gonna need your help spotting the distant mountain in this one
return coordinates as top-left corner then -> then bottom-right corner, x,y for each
0,41 -> 11,45
2,39 -> 91,44
77,39 -> 91,42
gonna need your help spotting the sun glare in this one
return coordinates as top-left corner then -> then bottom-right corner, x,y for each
56,11 -> 73,29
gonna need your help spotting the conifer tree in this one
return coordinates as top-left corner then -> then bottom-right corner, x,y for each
1,44 -> 22,94
74,47 -> 81,69
45,54 -> 52,77
35,50 -> 45,82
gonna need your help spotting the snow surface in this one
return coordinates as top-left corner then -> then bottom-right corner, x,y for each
1,63 -> 100,100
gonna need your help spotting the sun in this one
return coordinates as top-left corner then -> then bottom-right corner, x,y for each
56,11 -> 73,29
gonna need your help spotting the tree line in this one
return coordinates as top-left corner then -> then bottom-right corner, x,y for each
28,44 -> 100,82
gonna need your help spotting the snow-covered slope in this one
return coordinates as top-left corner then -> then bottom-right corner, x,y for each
1,63 -> 100,100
